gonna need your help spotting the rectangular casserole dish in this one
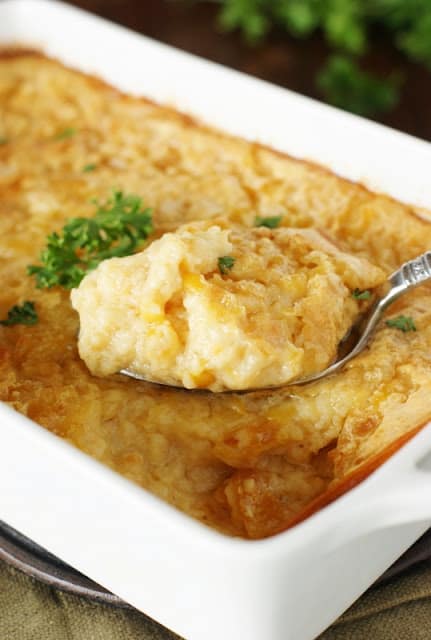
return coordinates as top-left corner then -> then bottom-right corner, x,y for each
1,1 -> 431,638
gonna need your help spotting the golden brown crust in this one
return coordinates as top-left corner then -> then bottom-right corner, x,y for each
278,423 -> 425,537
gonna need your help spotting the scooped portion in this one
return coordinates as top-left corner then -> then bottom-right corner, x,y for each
71,220 -> 385,391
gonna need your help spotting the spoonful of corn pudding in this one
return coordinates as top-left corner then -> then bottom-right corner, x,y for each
71,219 -> 388,392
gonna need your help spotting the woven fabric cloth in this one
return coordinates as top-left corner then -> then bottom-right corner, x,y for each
2,558 -> 431,640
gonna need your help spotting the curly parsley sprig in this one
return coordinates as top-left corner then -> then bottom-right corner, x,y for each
0,301 -> 38,326
211,0 -> 431,116
352,288 -> 371,300
386,315 -> 416,333
317,56 -> 401,117
54,127 -> 77,141
255,215 -> 283,229
218,256 -> 236,275
82,163 -> 97,173
28,191 -> 153,290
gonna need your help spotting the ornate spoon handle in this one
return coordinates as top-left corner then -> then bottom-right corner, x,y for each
295,250 -> 431,386
389,251 -> 431,290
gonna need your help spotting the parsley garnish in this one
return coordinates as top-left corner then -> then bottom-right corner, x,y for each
352,288 -> 371,300
218,256 -> 236,275
386,315 -> 416,333
255,215 -> 283,229
214,0 -> 431,116
0,301 -> 38,326
0,137 -> 8,145
28,191 -> 153,290
54,127 -> 77,141
317,56 -> 401,117
83,163 -> 97,173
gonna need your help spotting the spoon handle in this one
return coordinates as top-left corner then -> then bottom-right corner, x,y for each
389,250 -> 431,292
295,250 -> 431,386
340,250 -> 431,359
357,249 -> 431,345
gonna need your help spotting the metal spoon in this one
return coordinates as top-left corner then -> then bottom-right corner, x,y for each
121,250 -> 431,392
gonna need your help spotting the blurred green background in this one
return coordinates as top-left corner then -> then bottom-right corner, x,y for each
66,1 -> 431,139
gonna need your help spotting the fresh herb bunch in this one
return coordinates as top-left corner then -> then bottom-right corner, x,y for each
0,301 -> 38,326
211,0 -> 431,115
317,56 -> 400,117
28,191 -> 153,290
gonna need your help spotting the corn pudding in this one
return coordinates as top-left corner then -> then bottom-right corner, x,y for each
72,220 -> 384,390
1,51 -> 431,538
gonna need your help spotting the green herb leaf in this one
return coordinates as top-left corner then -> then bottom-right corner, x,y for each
0,137 -> 8,145
398,12 -> 431,70
218,255 -> 236,275
274,1 -> 320,37
352,288 -> 371,300
82,163 -> 97,173
211,1 -> 431,116
255,215 -> 283,229
54,127 -> 77,141
323,1 -> 367,55
386,315 -> 416,333
317,55 -> 401,116
0,301 -> 38,326
218,1 -> 270,43
28,191 -> 153,289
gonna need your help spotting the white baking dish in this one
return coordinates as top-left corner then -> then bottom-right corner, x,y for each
1,1 -> 431,639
